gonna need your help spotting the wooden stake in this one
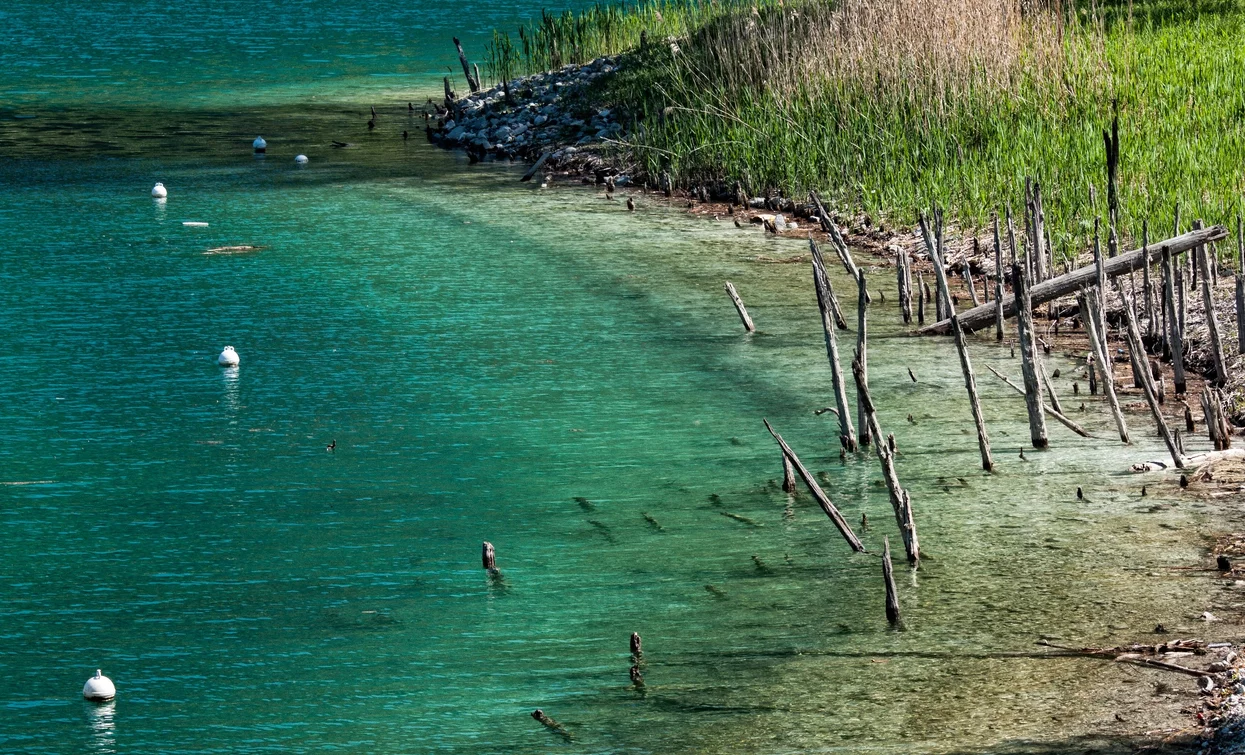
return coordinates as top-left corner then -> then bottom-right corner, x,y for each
1196,235 -> 1228,386
1142,221 -> 1155,342
1012,263 -> 1049,448
781,454 -> 797,493
724,281 -> 756,333
918,226 -> 1227,335
965,239 -> 982,307
1162,247 -> 1187,394
826,222 -> 870,302
763,420 -> 866,551
1084,287 -> 1131,443
1114,280 -> 1185,468
883,537 -> 902,627
852,358 -> 919,563
917,272 -> 926,325
950,314 -> 993,471
898,245 -> 912,325
810,238 -> 849,329
453,38 -> 481,93
482,541 -> 497,571
810,247 -> 857,451
857,271 -> 871,447
994,214 -> 1005,341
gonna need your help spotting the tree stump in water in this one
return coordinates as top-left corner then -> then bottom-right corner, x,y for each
1012,263 -> 1049,448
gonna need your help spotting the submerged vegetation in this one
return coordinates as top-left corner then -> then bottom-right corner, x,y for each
485,0 -> 1245,252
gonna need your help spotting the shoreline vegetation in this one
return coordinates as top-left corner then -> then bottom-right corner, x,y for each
425,0 -> 1245,749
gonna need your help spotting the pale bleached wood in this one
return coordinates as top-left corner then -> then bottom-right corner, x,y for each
763,420 -> 865,551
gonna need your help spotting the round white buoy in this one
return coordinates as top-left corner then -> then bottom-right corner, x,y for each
218,346 -> 240,367
294,154 -> 309,165
83,670 -> 116,701
151,182 -> 167,199
253,136 -> 267,153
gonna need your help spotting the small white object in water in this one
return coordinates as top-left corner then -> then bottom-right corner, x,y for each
294,154 -> 309,165
253,136 -> 267,153
151,182 -> 167,198
218,346 -> 240,366
83,670 -> 116,701
182,221 -> 209,227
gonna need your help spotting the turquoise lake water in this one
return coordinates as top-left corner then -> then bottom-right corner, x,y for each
0,2 -> 1228,753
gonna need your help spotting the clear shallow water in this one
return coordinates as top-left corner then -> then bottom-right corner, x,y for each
0,4 -> 1227,754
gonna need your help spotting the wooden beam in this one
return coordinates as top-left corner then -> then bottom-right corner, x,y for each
763,420 -> 865,552
918,226 -> 1227,335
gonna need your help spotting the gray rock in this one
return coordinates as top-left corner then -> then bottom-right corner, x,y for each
446,126 -> 466,141
534,115 -> 547,126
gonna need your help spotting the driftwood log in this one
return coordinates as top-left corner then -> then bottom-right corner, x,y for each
763,420 -> 865,551
918,226 -> 1227,335
724,281 -> 756,333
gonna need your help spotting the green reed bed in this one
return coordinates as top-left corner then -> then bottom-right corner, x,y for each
488,0 -> 1245,257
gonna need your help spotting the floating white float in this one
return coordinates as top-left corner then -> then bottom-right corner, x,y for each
182,221 -> 209,227
294,154 -> 309,165
151,182 -> 167,198
253,136 -> 267,153
218,346 -> 240,367
83,670 -> 116,702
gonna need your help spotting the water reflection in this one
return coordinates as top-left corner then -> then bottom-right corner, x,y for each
221,364 -> 240,419
85,701 -> 116,754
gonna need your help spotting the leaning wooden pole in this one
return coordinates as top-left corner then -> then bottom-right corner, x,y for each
883,537 -> 902,627
781,453 -> 797,494
856,271 -> 871,447
949,315 -> 993,471
1163,247 -> 1188,395
986,365 -> 1091,438
852,357 -> 919,564
1084,287 -> 1130,443
1012,263 -> 1049,448
724,281 -> 756,333
918,226 -> 1227,335
1196,239 -> 1229,386
453,38 -> 481,93
763,420 -> 866,551
810,248 -> 858,451
810,238 -> 849,329
1114,281 -> 1184,469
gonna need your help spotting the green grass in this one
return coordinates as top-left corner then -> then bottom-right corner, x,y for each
489,1 -> 1245,259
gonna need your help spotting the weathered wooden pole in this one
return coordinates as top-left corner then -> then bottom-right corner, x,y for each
630,631 -> 643,657
1012,263 -> 1049,448
1104,109 -> 1121,232
919,213 -> 946,322
856,271 -> 871,447
483,541 -> 498,571
927,211 -> 956,328
810,238 -> 849,330
883,537 -> 902,627
986,365 -> 1091,437
950,314 -> 993,471
898,245 -> 912,325
965,239 -> 982,307
1029,179 -> 1048,283
453,38 -> 481,93
724,281 -> 756,333
763,420 -> 866,551
1115,281 -> 1184,468
918,226 -> 1227,335
1196,236 -> 1228,386
852,358 -> 919,563
994,214 -> 1005,341
1162,248 -> 1187,394
826,223 -> 869,303
1084,287 -> 1130,443
1142,222 -> 1155,342
811,248 -> 858,451
916,272 -> 926,325
1237,214 -> 1245,355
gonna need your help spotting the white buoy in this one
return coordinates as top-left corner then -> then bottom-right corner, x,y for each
294,154 -> 309,165
83,670 -> 116,701
253,136 -> 267,153
218,346 -> 240,367
151,182 -> 167,199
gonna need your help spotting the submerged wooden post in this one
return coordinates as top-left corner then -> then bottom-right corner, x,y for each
1162,247 -> 1187,394
916,272 -> 926,325
482,541 -> 497,571
781,453 -> 796,493
986,365 -> 1090,438
1084,288 -> 1130,443
1115,281 -> 1184,469
883,537 -> 902,627
950,315 -> 993,471
856,271 -> 871,447
724,281 -> 755,333
852,358 -> 919,564
994,214 -> 1005,341
1196,238 -> 1228,386
763,420 -> 865,551
811,246 -> 857,451
898,245 -> 912,325
1012,263 -> 1049,448
453,38 -> 481,93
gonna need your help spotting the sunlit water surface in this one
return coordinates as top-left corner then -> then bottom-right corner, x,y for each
0,2 -> 1227,753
